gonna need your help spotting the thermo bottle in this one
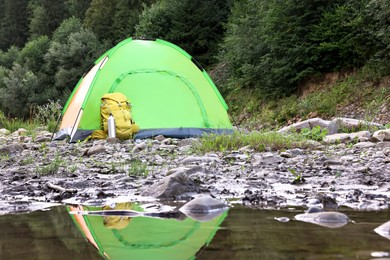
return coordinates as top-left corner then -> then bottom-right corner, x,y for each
107,113 -> 116,138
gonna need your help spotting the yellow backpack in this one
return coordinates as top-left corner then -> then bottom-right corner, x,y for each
92,93 -> 139,140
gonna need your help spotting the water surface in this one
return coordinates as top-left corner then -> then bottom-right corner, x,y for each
1,205 -> 390,259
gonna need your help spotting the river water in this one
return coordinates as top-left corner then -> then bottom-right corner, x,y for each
1,204 -> 390,260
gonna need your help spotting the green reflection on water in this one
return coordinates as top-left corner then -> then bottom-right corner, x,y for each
68,203 -> 228,259
1,206 -> 390,260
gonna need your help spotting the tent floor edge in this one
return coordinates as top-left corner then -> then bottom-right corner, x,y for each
134,128 -> 233,139
70,130 -> 94,143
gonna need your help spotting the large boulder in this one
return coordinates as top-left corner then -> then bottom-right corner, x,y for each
278,118 -> 337,134
278,117 -> 384,136
141,167 -> 201,198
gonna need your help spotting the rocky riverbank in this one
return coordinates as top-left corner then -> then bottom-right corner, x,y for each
0,119 -> 389,214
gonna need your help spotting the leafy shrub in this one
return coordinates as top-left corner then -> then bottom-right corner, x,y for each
34,100 -> 62,132
300,126 -> 328,141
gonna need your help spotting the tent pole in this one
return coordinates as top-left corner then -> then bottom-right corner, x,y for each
69,108 -> 83,143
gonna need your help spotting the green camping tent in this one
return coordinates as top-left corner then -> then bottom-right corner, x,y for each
68,204 -> 228,259
55,38 -> 232,142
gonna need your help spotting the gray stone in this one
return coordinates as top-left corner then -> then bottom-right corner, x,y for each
35,136 -> 52,143
252,152 -> 284,166
376,142 -> 390,149
154,135 -> 166,142
141,170 -> 200,198
181,156 -> 220,164
179,196 -> 228,221
288,148 -> 305,156
0,144 -> 23,155
224,153 -> 249,161
12,128 -> 28,136
349,131 -> 371,141
332,117 -> 383,132
86,144 -> 106,156
353,142 -> 376,149
166,166 -> 203,176
131,142 -> 147,152
161,138 -> 173,145
359,137 -> 370,142
323,133 -> 351,144
178,138 -> 197,147
280,152 -> 292,158
106,137 -> 120,143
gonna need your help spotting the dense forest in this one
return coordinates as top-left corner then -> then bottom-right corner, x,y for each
0,0 -> 389,119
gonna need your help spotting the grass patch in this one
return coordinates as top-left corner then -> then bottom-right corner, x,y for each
192,131 -> 310,153
128,159 -> 149,177
0,111 -> 40,133
36,152 -> 63,176
227,67 -> 389,130
0,100 -> 62,133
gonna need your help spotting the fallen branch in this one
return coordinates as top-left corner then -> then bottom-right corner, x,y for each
46,182 -> 77,194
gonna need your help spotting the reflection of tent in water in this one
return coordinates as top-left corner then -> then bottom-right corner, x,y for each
68,204 -> 227,259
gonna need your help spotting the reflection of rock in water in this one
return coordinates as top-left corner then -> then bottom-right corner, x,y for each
374,220 -> 390,240
69,196 -> 229,222
294,207 -> 349,228
179,196 -> 229,222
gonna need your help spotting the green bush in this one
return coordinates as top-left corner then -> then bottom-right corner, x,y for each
300,126 -> 328,141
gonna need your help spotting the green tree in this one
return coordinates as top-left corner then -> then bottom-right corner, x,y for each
44,18 -> 103,100
18,36 -> 50,73
84,0 -> 117,43
0,66 -> 9,93
220,0 -> 343,97
365,0 -> 390,60
136,0 -> 232,66
0,46 -> 20,69
29,0 -> 69,38
0,63 -> 39,117
66,0 -> 92,20
17,35 -> 52,96
310,0 -> 374,71
113,0 -> 155,42
0,0 -> 30,50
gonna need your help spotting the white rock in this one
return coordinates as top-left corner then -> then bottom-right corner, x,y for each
278,118 -> 337,134
373,129 -> 390,142
323,133 -> 351,144
131,142 -> 147,152
353,142 -> 376,149
349,131 -> 371,141
0,128 -> 10,136
332,117 -> 383,132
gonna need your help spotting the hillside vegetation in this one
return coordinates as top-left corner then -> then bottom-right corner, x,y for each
0,0 -> 388,129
